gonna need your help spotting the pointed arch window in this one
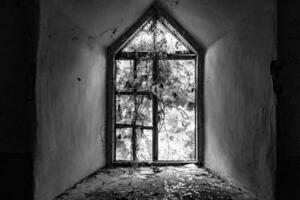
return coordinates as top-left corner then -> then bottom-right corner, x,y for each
106,4 -> 204,165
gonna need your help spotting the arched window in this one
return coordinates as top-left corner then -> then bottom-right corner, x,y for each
106,4 -> 204,165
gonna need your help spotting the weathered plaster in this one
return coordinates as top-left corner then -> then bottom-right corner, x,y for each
35,2 -> 108,199
205,3 -> 276,200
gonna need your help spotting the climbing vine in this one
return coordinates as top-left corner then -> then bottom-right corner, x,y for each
115,17 -> 196,161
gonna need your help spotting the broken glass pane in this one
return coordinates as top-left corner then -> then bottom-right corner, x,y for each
136,129 -> 152,161
116,60 -> 134,91
116,128 -> 132,161
116,95 -> 135,124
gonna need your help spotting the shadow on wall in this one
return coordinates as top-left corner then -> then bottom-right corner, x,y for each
277,0 -> 300,199
204,3 -> 276,200
0,0 -> 39,200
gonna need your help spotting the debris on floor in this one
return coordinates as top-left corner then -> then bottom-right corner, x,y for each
56,164 -> 255,200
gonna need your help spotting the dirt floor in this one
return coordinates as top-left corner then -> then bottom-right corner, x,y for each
56,164 -> 256,200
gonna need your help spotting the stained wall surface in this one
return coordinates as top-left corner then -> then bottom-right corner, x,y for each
35,0 -> 277,200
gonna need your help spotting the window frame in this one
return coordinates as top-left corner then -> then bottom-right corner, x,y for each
106,3 -> 205,166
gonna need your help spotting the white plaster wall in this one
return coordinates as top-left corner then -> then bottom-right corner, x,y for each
205,3 -> 277,200
34,1 -> 154,199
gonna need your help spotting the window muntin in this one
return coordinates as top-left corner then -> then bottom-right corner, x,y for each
113,16 -> 197,162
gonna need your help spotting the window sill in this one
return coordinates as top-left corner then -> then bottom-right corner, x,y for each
110,161 -> 202,167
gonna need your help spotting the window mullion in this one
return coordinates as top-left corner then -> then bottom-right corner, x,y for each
153,55 -> 158,161
132,59 -> 137,161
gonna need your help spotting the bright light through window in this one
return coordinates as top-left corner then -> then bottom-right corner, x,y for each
113,16 -> 197,162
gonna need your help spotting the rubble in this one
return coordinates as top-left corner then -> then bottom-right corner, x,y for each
56,165 -> 255,200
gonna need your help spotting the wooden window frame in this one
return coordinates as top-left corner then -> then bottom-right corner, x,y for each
106,3 -> 205,166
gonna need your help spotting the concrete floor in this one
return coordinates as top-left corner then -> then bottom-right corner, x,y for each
56,164 -> 255,200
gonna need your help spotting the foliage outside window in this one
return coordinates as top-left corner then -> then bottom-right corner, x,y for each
108,8 -> 202,164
